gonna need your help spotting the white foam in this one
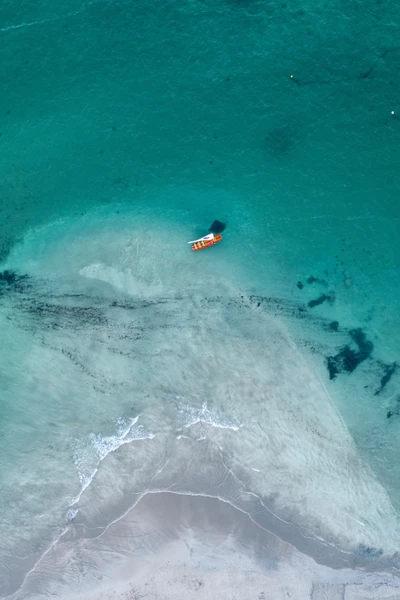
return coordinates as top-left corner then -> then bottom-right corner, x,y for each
65,508 -> 79,522
72,416 -> 154,503
0,3 -> 92,33
177,400 -> 242,432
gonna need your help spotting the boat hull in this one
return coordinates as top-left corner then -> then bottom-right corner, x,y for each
191,234 -> 223,251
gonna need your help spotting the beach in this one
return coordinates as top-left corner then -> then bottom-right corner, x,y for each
1,0 -> 400,597
12,493 -> 400,600
1,207 -> 400,598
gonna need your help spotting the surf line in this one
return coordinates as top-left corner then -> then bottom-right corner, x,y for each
0,2 -> 92,33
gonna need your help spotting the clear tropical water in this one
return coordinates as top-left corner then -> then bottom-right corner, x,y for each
1,0 -> 400,596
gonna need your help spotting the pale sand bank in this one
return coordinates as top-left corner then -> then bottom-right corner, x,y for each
9,493 -> 400,600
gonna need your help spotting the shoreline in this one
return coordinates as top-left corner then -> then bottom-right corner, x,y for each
8,492 -> 400,600
2,211 -> 400,598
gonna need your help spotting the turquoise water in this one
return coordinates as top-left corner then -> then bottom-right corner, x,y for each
1,0 -> 400,596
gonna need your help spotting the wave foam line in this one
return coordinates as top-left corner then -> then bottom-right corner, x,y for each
62,486 -> 354,566
8,436 -> 376,598
177,400 -> 242,432
7,417 -> 154,598
71,416 -> 155,507
0,2 -> 93,33
4,486 -> 380,600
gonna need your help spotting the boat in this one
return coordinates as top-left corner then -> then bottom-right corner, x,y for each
187,233 -> 223,251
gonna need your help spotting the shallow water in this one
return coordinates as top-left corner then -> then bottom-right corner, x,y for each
1,0 -> 400,596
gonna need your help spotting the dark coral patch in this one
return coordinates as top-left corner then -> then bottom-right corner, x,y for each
326,328 -> 373,379
0,270 -> 18,284
308,294 -> 334,308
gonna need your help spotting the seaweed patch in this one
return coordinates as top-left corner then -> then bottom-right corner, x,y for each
264,125 -> 300,156
247,294 -> 320,321
374,362 -> 397,396
0,270 -> 19,285
308,293 -> 334,308
306,276 -> 327,285
387,397 -> 400,419
326,328 -> 373,379
357,544 -> 383,558
0,270 -> 29,295
387,410 -> 398,419
18,299 -> 108,330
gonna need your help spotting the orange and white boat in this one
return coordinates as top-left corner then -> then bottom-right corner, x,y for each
188,233 -> 223,251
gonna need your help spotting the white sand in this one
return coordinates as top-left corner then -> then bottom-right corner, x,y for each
10,493 -> 400,600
